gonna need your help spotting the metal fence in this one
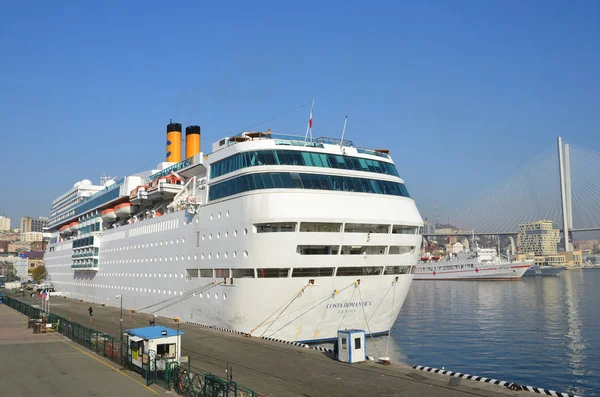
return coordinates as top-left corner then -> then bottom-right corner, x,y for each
2,296 -> 263,397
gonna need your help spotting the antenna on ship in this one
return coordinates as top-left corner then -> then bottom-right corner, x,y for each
339,116 -> 348,149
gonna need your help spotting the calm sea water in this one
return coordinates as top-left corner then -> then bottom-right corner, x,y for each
362,269 -> 600,396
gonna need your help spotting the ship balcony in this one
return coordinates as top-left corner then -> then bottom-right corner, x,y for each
72,258 -> 99,271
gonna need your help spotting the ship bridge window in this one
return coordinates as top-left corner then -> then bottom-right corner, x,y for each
344,224 -> 389,234
208,172 -> 410,201
210,149 -> 399,179
297,245 -> 339,255
384,265 -> 412,275
388,246 -> 415,255
257,268 -> 290,278
336,266 -> 383,276
392,225 -> 418,234
255,222 -> 297,233
341,246 -> 386,255
231,268 -> 255,278
299,222 -> 341,232
185,269 -> 199,279
215,269 -> 230,278
292,267 -> 335,277
200,269 -> 213,278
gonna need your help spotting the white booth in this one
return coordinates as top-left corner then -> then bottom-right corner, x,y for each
336,329 -> 366,363
125,326 -> 184,370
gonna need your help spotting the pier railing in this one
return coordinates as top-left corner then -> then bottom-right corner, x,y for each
2,295 -> 263,397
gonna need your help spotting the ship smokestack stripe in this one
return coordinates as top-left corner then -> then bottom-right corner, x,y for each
166,122 -> 182,162
411,366 -> 581,397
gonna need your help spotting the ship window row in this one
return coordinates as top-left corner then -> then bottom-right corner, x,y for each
254,222 -> 421,234
73,236 -> 95,248
297,245 -> 415,255
210,149 -> 399,179
209,172 -> 410,201
184,265 -> 414,279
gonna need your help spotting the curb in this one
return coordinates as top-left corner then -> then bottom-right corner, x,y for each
185,321 -> 250,336
411,365 -> 581,397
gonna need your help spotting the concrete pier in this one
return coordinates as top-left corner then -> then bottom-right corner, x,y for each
4,291 -> 522,397
0,303 -> 161,397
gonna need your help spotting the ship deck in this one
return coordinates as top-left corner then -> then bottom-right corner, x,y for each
4,291 -> 523,397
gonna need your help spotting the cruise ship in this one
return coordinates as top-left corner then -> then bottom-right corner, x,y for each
45,122 -> 423,342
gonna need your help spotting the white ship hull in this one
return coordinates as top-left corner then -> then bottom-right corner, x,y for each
46,192 -> 421,342
414,260 -> 531,280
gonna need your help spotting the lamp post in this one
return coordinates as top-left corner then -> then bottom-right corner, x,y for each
116,295 -> 123,363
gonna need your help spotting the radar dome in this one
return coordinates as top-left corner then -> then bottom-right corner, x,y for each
81,179 -> 92,186
73,181 -> 81,188
104,179 -> 116,187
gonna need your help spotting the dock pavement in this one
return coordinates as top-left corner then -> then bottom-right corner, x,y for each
4,291 -> 523,397
0,303 -> 161,397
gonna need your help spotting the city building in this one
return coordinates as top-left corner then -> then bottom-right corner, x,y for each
573,240 -> 599,251
423,219 -> 436,235
536,250 -> 583,267
445,242 -> 464,254
7,241 -> 32,253
20,232 -> 44,242
517,220 -> 560,255
0,216 -> 10,231
20,216 -> 48,233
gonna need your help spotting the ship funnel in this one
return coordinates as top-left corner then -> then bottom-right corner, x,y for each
166,121 -> 182,162
185,125 -> 201,158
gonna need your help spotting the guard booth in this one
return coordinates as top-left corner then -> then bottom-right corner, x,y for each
125,326 -> 184,371
336,329 -> 366,363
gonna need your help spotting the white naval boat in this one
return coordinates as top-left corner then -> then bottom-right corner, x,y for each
414,248 -> 531,280
45,122 -> 424,342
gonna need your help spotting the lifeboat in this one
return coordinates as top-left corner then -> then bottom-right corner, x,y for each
147,173 -> 184,201
100,207 -> 117,222
420,256 -> 431,261
68,222 -> 78,233
130,185 -> 149,206
115,202 -> 139,218
431,255 -> 441,261
60,225 -> 71,235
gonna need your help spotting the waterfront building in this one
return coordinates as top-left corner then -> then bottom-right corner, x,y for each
517,220 -> 560,255
21,232 -> 44,242
20,216 -> 49,233
0,216 -> 10,231
535,250 -> 582,267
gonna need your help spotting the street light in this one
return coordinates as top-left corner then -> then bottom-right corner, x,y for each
116,295 -> 123,363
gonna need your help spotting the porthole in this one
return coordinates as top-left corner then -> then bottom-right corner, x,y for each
182,237 -> 185,243
244,228 -> 248,235
244,250 -> 248,257
224,252 -> 228,259
188,254 -> 191,260
208,253 -> 212,259
216,252 -> 220,259
218,212 -> 221,219
234,230 -> 238,237
215,293 -> 219,299
196,254 -> 199,260
199,292 -> 203,298
223,293 -> 227,300
233,251 -> 237,258
206,292 -> 210,299
217,232 -> 220,239
176,238 -> 179,244
225,231 -> 229,238
209,234 -> 212,240
171,239 -> 174,245
226,210 -> 230,217
210,214 -> 214,220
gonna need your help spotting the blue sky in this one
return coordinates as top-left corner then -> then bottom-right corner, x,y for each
0,0 -> 599,227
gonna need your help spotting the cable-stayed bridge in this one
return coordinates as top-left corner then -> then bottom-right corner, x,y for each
429,138 -> 600,241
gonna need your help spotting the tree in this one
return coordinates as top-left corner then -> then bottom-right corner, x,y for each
0,261 -> 19,282
31,264 -> 47,282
